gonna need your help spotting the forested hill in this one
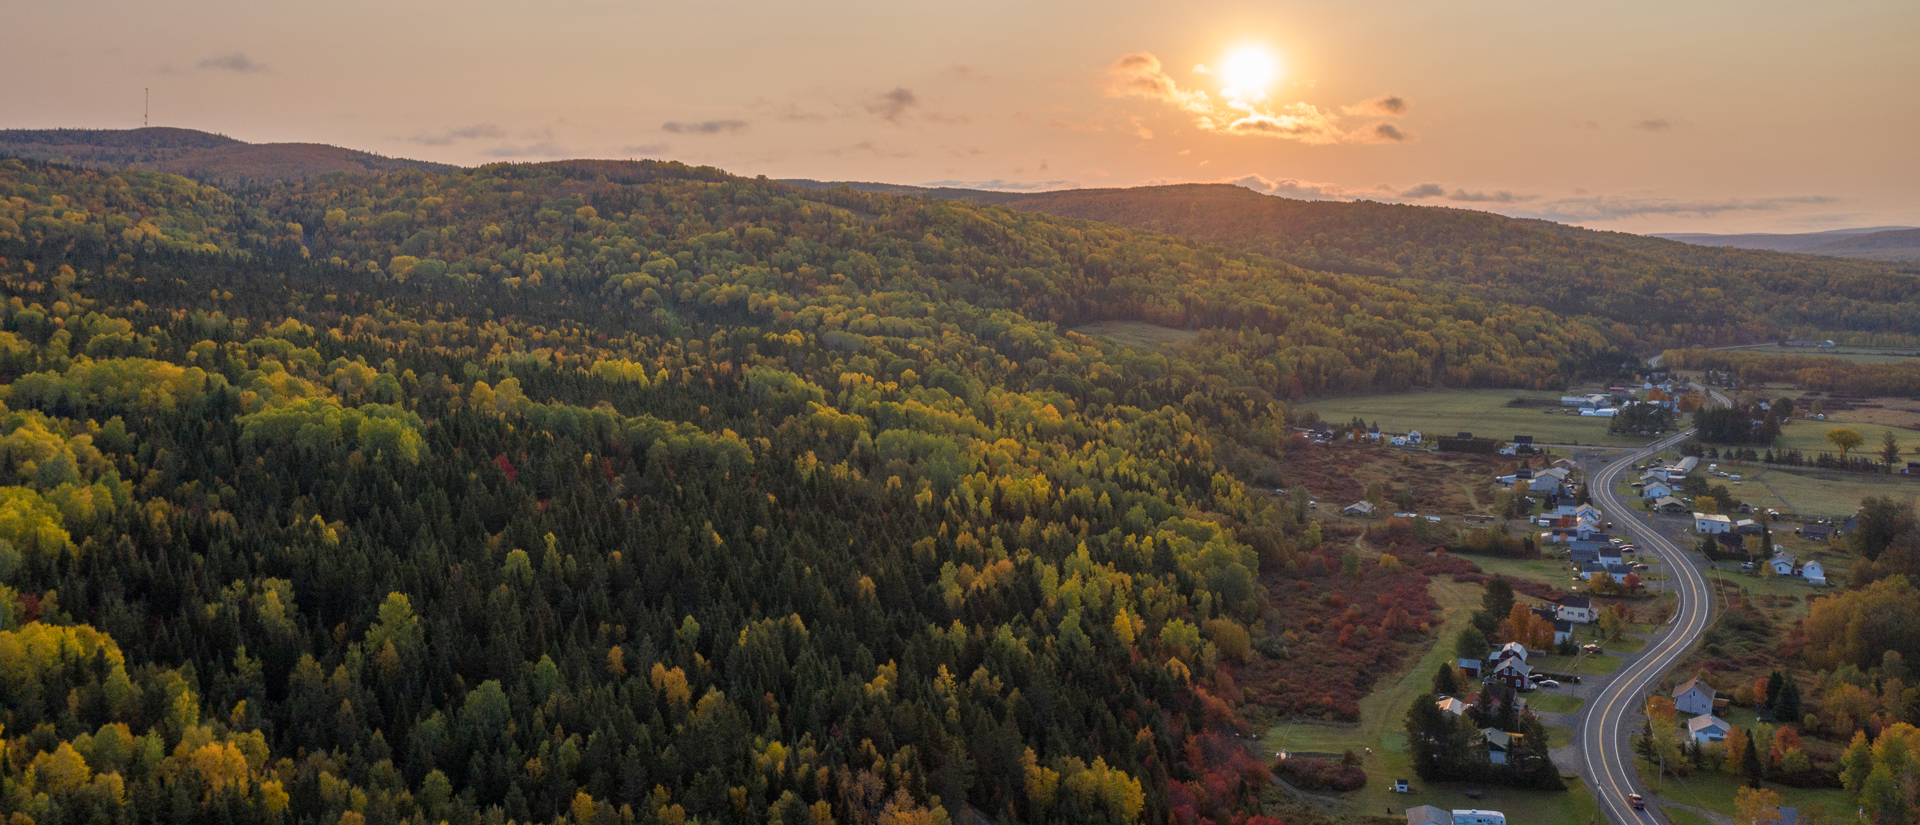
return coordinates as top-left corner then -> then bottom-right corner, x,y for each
0,155 -> 1593,825
963,183 -> 1920,350
0,127 -> 453,185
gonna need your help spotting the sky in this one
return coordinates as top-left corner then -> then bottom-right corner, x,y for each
5,0 -> 1917,233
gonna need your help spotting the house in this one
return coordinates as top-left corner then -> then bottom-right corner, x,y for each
1716,532 -> 1749,556
1581,561 -> 1631,584
1553,619 -> 1574,645
1802,559 -> 1826,586
1694,513 -> 1734,534
1673,677 -> 1717,715
1479,730 -> 1519,765
1687,714 -> 1731,744
1527,468 -> 1571,496
1557,595 -> 1596,624
1669,456 -> 1700,480
1488,656 -> 1532,691
1457,658 -> 1481,679
1394,778 -> 1411,794
1343,501 -> 1376,517
1406,430 -> 1423,445
1736,519 -> 1765,536
1405,805 -> 1453,825
1574,503 -> 1603,526
1769,553 -> 1797,576
1493,642 -> 1528,664
1579,407 -> 1618,418
1903,462 -> 1920,477
1642,480 -> 1675,499
1798,524 -> 1832,542
1451,811 -> 1507,825
1570,547 -> 1600,565
1654,496 -> 1688,513
1551,458 -> 1576,471
1769,807 -> 1800,825
1437,697 -> 1470,717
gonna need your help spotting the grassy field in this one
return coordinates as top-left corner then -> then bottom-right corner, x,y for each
1769,421 -> 1920,462
1533,653 -> 1624,676
1299,389 -> 1658,447
1257,572 -> 1600,821
1720,343 -> 1920,364
1640,760 -> 1854,822
1071,320 -> 1200,350
1527,693 -> 1585,714
1660,806 -> 1715,825
1712,464 -> 1917,517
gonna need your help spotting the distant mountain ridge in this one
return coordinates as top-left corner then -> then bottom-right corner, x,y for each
1653,226 -> 1920,262
0,126 -> 452,184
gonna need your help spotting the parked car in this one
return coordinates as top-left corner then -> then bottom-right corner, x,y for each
1535,679 -> 1560,688
1634,563 -> 1650,570
1741,562 -> 1755,570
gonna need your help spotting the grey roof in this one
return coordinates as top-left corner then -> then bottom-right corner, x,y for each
1687,714 -> 1729,733
1673,677 -> 1717,701
1406,805 -> 1454,825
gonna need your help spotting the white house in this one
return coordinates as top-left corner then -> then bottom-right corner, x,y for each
1769,553 -> 1797,576
1553,619 -> 1574,645
1344,501 -> 1376,517
1667,456 -> 1700,482
1556,595 -> 1596,624
1494,642 -> 1529,663
1673,677 -> 1717,715
1694,513 -> 1733,534
1575,504 -> 1603,527
1642,480 -> 1675,499
1687,714 -> 1731,744
1406,430 -> 1423,445
1452,809 -> 1508,825
1437,697 -> 1469,717
1406,805 -> 1453,825
1801,559 -> 1826,586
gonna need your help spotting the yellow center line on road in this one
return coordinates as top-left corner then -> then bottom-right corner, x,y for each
1578,429 -> 1712,825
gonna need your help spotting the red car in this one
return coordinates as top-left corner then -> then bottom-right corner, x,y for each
1628,793 -> 1645,810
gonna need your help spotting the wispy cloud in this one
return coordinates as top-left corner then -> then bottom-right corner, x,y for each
662,120 -> 749,134
1525,195 -> 1837,222
1104,52 -> 1410,145
1343,95 -> 1408,117
1398,183 -> 1534,203
868,88 -> 919,123
406,124 -> 505,146
835,141 -> 915,158
1633,118 -> 1677,131
920,179 -> 1076,192
199,52 -> 268,73
485,128 -> 572,158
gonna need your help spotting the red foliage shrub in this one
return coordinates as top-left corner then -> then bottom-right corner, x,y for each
1273,756 -> 1366,792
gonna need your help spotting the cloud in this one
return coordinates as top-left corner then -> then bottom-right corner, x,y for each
662,119 -> 749,134
1525,194 -> 1837,222
868,88 -> 919,123
1104,53 -> 1212,113
406,124 -> 505,146
1225,174 -> 1391,201
920,179 -> 1076,192
1399,183 -> 1446,199
1446,188 -> 1532,204
1633,118 -> 1676,131
1105,52 -> 1410,146
1127,117 -> 1154,139
835,141 -> 915,158
946,146 -> 986,158
1343,95 -> 1408,117
199,53 -> 268,73
1358,123 -> 1410,143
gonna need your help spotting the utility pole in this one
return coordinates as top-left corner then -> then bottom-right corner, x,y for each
144,88 -> 149,126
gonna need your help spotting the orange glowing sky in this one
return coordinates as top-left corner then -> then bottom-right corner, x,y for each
6,0 -> 1917,232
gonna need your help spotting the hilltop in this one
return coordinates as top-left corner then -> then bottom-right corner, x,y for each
846,181 -> 1920,349
1653,225 -> 1919,257
0,126 -> 453,184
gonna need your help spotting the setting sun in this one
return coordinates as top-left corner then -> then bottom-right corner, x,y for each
1219,45 -> 1280,94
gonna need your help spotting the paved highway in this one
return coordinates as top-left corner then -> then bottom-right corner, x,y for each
1580,429 -> 1715,824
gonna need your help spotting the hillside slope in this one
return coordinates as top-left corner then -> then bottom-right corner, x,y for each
0,155 -> 1591,825
0,126 -> 453,184
985,184 -> 1920,347
1652,225 -> 1917,254
1801,227 -> 1920,262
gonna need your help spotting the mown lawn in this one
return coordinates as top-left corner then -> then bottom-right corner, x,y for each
1299,389 -> 1656,447
1711,463 -> 1919,518
1527,693 -> 1585,714
1639,758 -> 1855,822
1533,653 -> 1624,676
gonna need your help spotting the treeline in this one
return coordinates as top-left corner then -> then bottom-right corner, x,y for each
1665,349 -> 1920,398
